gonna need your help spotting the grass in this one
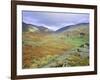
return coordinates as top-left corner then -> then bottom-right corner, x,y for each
66,53 -> 89,66
22,32 -> 73,68
22,27 -> 89,68
64,35 -> 89,47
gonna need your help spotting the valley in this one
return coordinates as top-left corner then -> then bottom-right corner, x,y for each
22,22 -> 89,68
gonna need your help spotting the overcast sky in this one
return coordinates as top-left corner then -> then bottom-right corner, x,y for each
22,11 -> 89,31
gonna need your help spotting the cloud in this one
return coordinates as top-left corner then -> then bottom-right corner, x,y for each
22,11 -> 89,31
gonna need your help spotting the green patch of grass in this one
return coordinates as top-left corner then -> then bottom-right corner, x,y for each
64,35 -> 89,47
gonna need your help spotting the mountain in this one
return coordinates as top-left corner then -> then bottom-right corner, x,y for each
22,22 -> 53,33
56,23 -> 89,33
22,22 -> 39,32
22,22 -> 89,35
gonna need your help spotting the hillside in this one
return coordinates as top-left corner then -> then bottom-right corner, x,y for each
22,22 -> 53,33
22,22 -> 89,68
56,23 -> 89,32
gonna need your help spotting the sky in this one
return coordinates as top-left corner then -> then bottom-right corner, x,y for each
22,11 -> 89,31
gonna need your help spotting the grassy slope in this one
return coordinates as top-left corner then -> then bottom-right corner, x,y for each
22,25 -> 89,68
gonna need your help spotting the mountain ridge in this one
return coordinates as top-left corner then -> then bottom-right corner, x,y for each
22,22 -> 89,33
55,23 -> 89,33
22,22 -> 53,33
